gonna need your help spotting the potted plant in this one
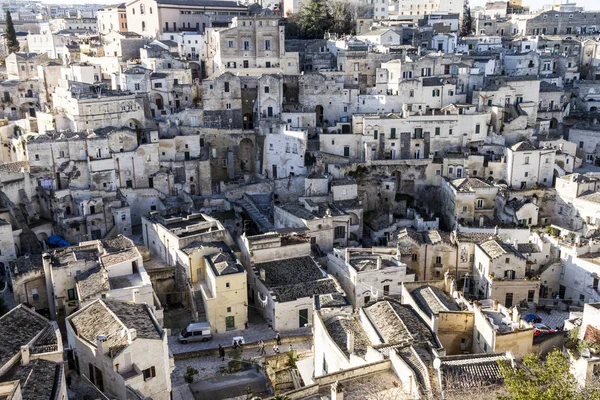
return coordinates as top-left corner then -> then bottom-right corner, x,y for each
184,366 -> 198,383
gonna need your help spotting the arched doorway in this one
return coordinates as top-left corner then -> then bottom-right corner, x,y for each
154,93 -> 164,110
550,118 -> 558,129
243,113 -> 254,130
315,105 -> 324,126
239,138 -> 254,173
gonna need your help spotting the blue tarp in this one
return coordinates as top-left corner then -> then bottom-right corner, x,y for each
47,235 -> 70,247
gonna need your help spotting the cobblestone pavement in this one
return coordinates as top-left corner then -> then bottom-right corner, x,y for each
168,321 -> 311,355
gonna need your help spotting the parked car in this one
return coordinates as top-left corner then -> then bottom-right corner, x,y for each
533,323 -> 554,336
178,322 -> 213,343
232,336 -> 245,346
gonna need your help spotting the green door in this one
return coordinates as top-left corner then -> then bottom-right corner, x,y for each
226,316 -> 235,330
299,309 -> 308,328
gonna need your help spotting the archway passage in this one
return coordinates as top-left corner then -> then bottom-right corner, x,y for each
239,138 -> 254,173
315,105 -> 324,126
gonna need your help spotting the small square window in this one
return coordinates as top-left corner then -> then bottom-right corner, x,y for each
226,282 -> 230,288
227,307 -> 232,312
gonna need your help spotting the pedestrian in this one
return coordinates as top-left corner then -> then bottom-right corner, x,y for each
276,332 -> 281,345
273,345 -> 280,354
289,344 -> 293,353
218,344 -> 225,361
258,340 -> 266,355
233,340 -> 239,350
239,339 -> 244,353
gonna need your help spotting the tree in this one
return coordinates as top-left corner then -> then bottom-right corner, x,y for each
328,0 -> 356,36
498,350 -> 600,400
459,2 -> 472,38
298,0 -> 331,39
5,11 -> 19,54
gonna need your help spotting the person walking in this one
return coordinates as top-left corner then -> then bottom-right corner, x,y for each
233,340 -> 239,351
258,340 -> 266,356
238,339 -> 244,353
289,344 -> 293,353
218,344 -> 225,361
275,332 -> 281,345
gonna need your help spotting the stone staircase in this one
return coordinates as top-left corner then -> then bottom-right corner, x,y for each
193,288 -> 207,322
237,193 -> 274,232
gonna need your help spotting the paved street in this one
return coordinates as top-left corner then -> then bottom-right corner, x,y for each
168,321 -> 311,355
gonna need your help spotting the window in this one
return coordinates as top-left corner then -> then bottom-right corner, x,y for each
475,124 -> 481,134
462,206 -> 468,212
224,82 -> 230,92
226,40 -> 235,48
528,290 -> 535,302
449,129 -> 453,135
227,307 -> 231,312
226,282 -> 230,288
364,296 -> 370,305
134,83 -> 140,90
505,257 -> 510,264
476,198 -> 484,209
334,226 -> 346,239
412,254 -> 418,261
390,128 -> 396,139
154,82 -> 162,88
31,288 -> 39,302
435,127 -> 440,136
141,21 -> 146,31
142,366 -> 156,381
524,156 -> 529,164
435,256 -> 442,264
264,39 -> 272,50
264,86 -> 270,93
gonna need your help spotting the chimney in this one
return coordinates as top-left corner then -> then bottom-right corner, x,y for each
331,381 -> 344,400
20,345 -> 30,366
259,268 -> 266,281
346,331 -> 355,354
127,328 -> 137,342
96,335 -> 108,355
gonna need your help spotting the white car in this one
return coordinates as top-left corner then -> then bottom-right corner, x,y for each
232,336 -> 245,346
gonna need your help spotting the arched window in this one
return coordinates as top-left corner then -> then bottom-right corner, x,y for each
150,7 -> 153,14
140,4 -> 145,14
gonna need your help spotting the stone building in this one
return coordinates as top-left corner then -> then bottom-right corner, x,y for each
97,3 -> 128,35
67,299 -> 173,400
205,15 -> 298,77
505,141 -> 556,189
5,53 -> 49,81
472,238 -> 539,307
440,177 -> 499,230
327,247 -> 415,307
0,305 -> 67,399
126,0 -> 248,38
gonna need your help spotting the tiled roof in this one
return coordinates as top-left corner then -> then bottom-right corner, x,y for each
0,305 -> 50,367
510,141 -> 537,152
479,239 -> 524,260
579,191 -> 600,204
256,256 -> 324,287
13,359 -> 63,400
0,161 -> 29,173
207,251 -> 243,276
439,353 -> 508,390
324,316 -> 370,358
450,177 -> 494,192
364,301 -> 437,346
410,285 -> 460,318
271,277 -> 339,302
517,243 -> 539,254
69,300 -> 161,357
76,266 -> 110,301
101,235 -> 135,252
100,248 -> 139,267
9,254 -> 43,277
